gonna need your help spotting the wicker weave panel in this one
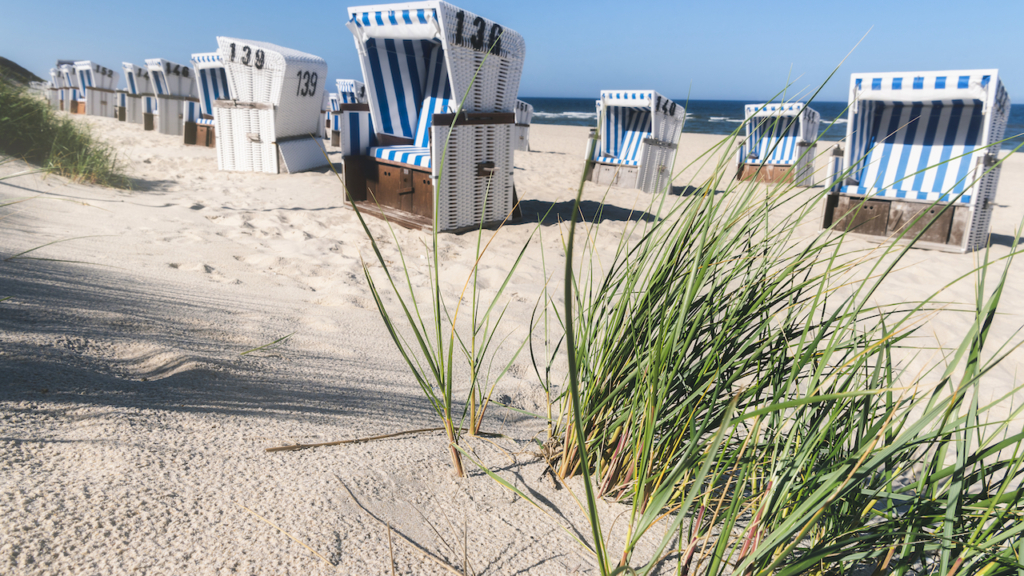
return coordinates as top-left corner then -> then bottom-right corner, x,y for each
432,121 -> 514,231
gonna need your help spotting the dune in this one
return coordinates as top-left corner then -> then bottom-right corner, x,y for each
1,115 -> 1022,574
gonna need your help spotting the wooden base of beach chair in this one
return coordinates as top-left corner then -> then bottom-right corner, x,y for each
196,125 -> 215,148
344,156 -> 434,219
71,101 -> 86,115
183,121 -> 198,146
737,164 -> 793,184
144,113 -> 155,131
117,106 -> 126,121
588,162 -> 639,189
823,195 -> 972,251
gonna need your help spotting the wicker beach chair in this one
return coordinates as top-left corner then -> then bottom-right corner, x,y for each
586,90 -> 684,194
823,70 -> 1011,253
327,79 -> 368,147
59,64 -> 83,114
736,102 -> 819,185
184,52 -> 231,147
73,61 -> 120,118
514,99 -> 533,152
341,2 -> 525,231
48,68 -> 64,110
120,63 -> 155,127
144,58 -> 198,136
213,37 -> 329,174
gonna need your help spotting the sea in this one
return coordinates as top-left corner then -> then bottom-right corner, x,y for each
520,98 -> 1024,151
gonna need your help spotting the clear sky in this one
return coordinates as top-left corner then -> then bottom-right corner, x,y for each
3,0 -> 1022,102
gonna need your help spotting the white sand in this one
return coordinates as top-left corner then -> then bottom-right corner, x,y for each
1,117 -> 1022,575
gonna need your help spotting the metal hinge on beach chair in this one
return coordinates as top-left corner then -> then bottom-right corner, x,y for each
822,69 -> 1011,253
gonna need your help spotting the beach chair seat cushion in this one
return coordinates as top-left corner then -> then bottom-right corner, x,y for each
594,154 -> 640,166
371,145 -> 431,168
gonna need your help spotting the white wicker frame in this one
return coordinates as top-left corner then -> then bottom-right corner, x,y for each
588,90 -> 684,194
120,63 -> 154,125
145,58 -> 198,136
736,102 -> 819,186
346,1 -> 526,231
72,61 -> 120,118
827,69 -> 1010,253
48,68 -> 63,110
514,99 -> 533,152
214,37 -> 329,174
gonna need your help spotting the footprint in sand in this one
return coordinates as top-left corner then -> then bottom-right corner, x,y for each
167,262 -> 240,284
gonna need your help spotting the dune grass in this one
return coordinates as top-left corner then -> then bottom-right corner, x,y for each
0,75 -> 129,188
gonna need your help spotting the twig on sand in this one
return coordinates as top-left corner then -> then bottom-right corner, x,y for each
235,503 -> 333,566
266,427 -> 448,452
266,427 -> 505,453
336,476 -> 464,576
387,523 -> 397,576
240,332 -> 295,356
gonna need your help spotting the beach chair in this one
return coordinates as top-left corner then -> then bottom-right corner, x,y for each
48,68 -> 63,110
144,58 -> 199,136
514,99 -> 533,152
586,90 -> 684,194
213,37 -> 329,174
327,79 -> 368,147
342,2 -> 526,231
736,102 -> 819,185
73,61 -> 120,118
324,92 -> 339,140
823,70 -> 1011,253
59,64 -> 83,114
184,52 -> 231,148
120,63 -> 155,127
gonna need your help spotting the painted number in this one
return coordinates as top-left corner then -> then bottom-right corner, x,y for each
230,44 -> 265,70
296,71 -> 318,97
162,63 -> 190,77
453,10 -> 504,54
655,96 -> 677,116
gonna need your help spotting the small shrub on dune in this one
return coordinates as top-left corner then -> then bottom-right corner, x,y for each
0,76 -> 129,188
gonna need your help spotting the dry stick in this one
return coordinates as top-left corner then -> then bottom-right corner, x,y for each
387,523 -> 397,576
337,476 -> 463,576
266,427 -> 447,452
236,503 -> 333,566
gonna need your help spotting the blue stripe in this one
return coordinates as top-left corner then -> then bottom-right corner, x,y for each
949,105 -> 984,196
199,69 -> 213,114
932,103 -> 964,196
366,39 -> 393,134
403,40 -> 423,120
890,103 -> 922,192
350,112 -> 360,153
871,104 -> 905,189
384,39 -> 413,138
127,72 -> 137,94
911,104 -> 943,191
218,69 -> 230,99
958,76 -> 969,89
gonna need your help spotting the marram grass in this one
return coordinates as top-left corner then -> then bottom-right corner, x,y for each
0,75 -> 130,188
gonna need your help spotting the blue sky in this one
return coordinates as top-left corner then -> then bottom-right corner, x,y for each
3,0 -> 1022,102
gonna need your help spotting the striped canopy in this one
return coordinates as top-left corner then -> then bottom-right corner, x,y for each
121,63 -> 152,96
191,52 -> 231,117
144,58 -> 195,98
59,65 -> 80,101
843,69 -> 1010,205
739,102 -> 820,166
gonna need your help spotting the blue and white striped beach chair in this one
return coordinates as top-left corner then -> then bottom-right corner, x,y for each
184,52 -> 231,147
823,70 -> 1011,253
514,99 -> 533,152
59,64 -> 83,114
73,61 -> 120,118
145,58 -> 199,136
736,102 -> 819,185
120,63 -> 155,127
214,37 -> 329,174
342,2 -> 526,231
587,90 -> 684,194
327,79 -> 368,146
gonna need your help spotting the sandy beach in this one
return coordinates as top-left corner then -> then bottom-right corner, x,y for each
2,116 -> 1023,575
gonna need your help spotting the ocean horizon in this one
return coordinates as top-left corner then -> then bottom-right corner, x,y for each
520,97 -> 1024,150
